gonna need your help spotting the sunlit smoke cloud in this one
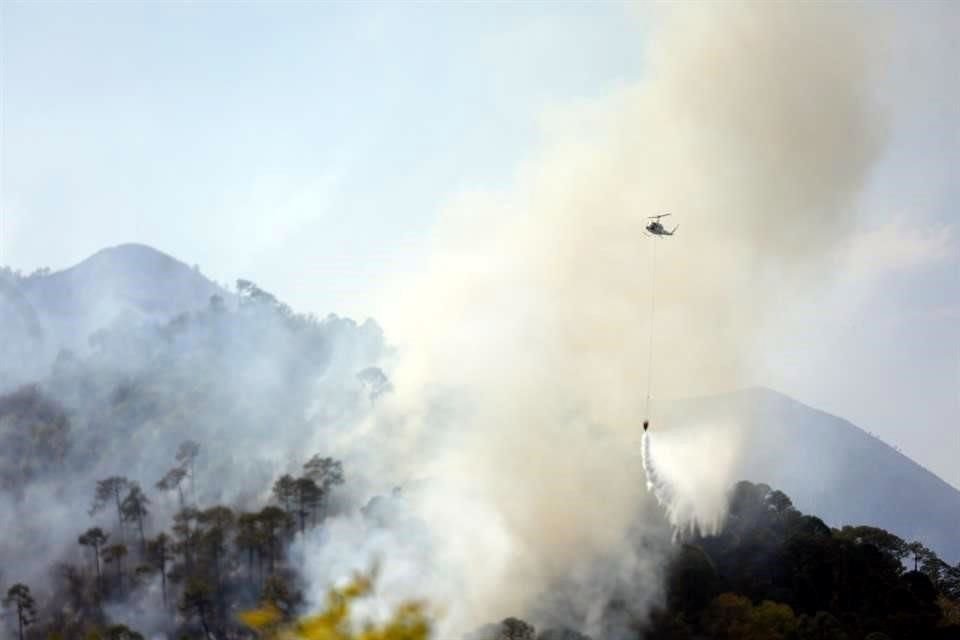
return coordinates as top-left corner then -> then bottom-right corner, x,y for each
300,1 -> 889,635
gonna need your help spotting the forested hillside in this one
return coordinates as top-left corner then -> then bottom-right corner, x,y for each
1,252 -> 958,639
670,390 -> 960,563
0,275 -> 389,638
470,481 -> 960,640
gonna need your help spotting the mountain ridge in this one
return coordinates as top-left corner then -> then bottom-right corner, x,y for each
3,244 -> 955,562
17,243 -> 228,351
671,386 -> 960,562
21,242 -> 227,313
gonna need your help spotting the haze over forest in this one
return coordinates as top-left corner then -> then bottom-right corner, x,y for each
0,1 -> 958,640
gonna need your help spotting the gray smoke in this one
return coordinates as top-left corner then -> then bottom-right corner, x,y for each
0,2 -> 894,638
302,1 -> 888,635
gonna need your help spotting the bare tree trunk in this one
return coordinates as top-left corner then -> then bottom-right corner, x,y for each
115,491 -> 125,542
191,460 -> 197,505
199,606 -> 211,637
94,545 -> 102,591
138,517 -> 146,556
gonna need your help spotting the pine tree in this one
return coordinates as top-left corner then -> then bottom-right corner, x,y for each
78,527 -> 109,592
294,476 -> 321,535
176,440 -> 201,503
257,506 -> 291,575
302,455 -> 344,521
147,533 -> 173,606
179,577 -> 214,636
156,466 -> 188,510
236,512 -> 261,583
3,584 -> 38,640
103,543 -> 128,595
120,482 -> 150,555
272,474 -> 298,521
91,476 -> 130,539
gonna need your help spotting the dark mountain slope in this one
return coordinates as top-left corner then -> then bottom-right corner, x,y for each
672,387 -> 960,562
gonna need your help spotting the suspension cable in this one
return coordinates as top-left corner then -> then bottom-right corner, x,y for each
645,238 -> 657,420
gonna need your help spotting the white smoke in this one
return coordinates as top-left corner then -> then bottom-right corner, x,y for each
299,1 -> 888,636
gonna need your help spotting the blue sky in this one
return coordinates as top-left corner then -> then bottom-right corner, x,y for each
1,1 -> 645,312
1,1 -> 957,487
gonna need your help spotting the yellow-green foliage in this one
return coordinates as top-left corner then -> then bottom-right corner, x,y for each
938,595 -> 960,627
702,593 -> 798,640
240,572 -> 431,640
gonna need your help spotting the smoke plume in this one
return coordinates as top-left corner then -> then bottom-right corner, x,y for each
316,1 -> 887,635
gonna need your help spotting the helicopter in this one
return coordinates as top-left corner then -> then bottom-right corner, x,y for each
645,214 -> 678,237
